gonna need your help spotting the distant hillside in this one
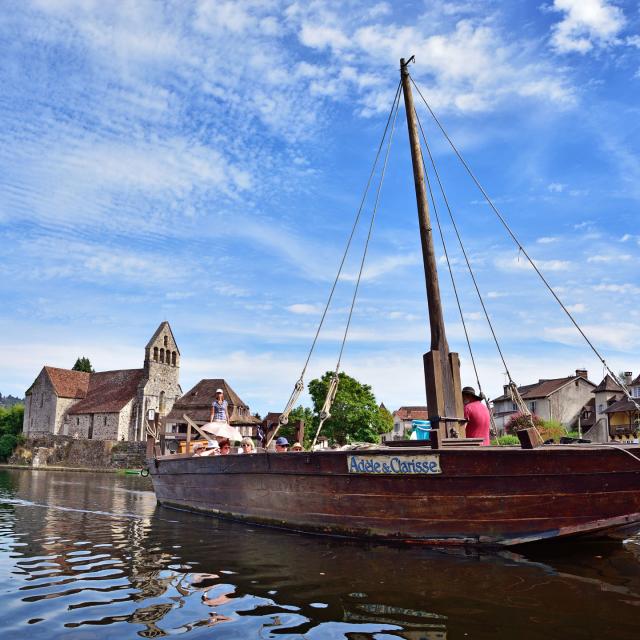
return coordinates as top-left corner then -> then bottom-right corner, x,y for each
0,393 -> 24,408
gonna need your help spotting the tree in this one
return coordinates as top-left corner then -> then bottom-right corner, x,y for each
0,404 -> 24,437
0,434 -> 18,460
72,357 -> 94,373
286,405 -> 316,449
308,371 -> 393,446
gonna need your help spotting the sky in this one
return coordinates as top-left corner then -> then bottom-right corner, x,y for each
1,0 -> 639,416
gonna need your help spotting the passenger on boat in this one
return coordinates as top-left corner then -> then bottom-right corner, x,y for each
240,437 -> 255,453
219,439 -> 231,455
195,440 -> 220,457
290,442 -> 303,452
210,389 -> 229,423
462,386 -> 490,446
275,436 -> 289,452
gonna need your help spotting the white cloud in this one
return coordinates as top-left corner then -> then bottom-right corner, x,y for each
487,291 -> 507,299
287,303 -> 323,315
566,303 -> 587,313
587,254 -> 633,263
593,282 -> 640,295
544,322 -> 638,350
495,256 -> 572,272
537,236 -> 559,244
547,182 -> 566,192
342,254 -> 421,282
548,0 -> 626,54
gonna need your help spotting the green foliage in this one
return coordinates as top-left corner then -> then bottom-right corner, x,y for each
540,419 -> 566,442
491,435 -> 520,446
308,371 -> 393,446
72,357 -> 94,373
505,413 -> 568,442
0,434 -> 17,460
276,406 -> 315,449
0,404 -> 24,437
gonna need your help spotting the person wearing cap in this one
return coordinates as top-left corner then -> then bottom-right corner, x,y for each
462,386 -> 490,446
210,388 -> 229,423
195,440 -> 220,457
290,442 -> 303,452
275,436 -> 289,452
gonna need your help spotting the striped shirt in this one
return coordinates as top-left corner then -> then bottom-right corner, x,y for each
212,399 -> 228,422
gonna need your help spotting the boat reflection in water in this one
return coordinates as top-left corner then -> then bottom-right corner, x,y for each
2,469 -> 640,639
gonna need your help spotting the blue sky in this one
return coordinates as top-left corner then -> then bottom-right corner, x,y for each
1,0 -> 639,416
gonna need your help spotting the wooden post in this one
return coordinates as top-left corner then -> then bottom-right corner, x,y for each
400,57 -> 464,437
186,420 -> 191,455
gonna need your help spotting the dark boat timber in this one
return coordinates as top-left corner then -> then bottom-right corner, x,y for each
150,445 -> 640,546
149,58 -> 640,546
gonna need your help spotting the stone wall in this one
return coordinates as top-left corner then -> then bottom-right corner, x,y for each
23,370 -> 58,435
8,435 -> 148,470
64,412 -> 121,440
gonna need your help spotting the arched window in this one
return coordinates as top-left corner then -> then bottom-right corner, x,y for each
153,347 -> 158,362
172,351 -> 177,366
159,391 -> 166,414
160,348 -> 165,363
164,336 -> 168,347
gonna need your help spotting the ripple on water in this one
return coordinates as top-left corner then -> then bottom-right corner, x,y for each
2,469 -> 640,639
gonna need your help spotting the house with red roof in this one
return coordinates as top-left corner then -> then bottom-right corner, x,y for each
491,369 -> 596,433
23,322 -> 182,441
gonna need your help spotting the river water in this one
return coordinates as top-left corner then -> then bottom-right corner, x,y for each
1,469 -> 640,639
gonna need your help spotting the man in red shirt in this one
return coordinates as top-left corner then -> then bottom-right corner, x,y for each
462,386 -> 491,446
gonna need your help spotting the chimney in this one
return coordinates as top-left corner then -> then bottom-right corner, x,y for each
575,369 -> 588,379
624,372 -> 633,385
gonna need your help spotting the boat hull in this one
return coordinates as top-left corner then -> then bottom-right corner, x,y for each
149,446 -> 640,546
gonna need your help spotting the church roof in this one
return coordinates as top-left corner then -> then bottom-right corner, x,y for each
145,321 -> 180,355
592,374 -> 623,394
165,378 -> 255,424
67,369 -> 144,414
39,367 -> 91,399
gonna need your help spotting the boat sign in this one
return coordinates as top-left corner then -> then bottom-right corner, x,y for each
348,454 -> 441,475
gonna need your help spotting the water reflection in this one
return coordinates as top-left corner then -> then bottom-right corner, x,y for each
1,469 -> 639,639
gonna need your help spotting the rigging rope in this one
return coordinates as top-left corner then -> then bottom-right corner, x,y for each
413,108 -> 501,439
266,81 -> 403,448
409,76 -> 640,414
413,105 -> 523,438
311,86 -> 402,449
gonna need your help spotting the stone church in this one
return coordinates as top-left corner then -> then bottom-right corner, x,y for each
23,322 -> 182,441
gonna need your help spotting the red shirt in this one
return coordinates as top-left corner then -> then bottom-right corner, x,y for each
464,400 -> 490,446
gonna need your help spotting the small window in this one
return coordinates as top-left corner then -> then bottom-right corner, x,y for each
76,417 -> 79,426
164,336 -> 168,347
511,403 -> 517,412
172,351 -> 177,366
160,348 -> 165,363
104,416 -> 107,426
528,401 -> 536,414
153,347 -> 158,362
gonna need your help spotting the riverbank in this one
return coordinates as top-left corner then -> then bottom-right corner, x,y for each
7,434 -> 147,471
0,463 -> 143,474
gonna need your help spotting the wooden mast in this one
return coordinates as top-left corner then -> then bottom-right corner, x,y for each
400,57 -> 464,440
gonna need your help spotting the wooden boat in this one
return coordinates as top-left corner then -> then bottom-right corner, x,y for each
149,59 -> 640,546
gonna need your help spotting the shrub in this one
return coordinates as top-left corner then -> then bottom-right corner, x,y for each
491,434 -> 520,446
539,419 -> 566,442
0,433 -> 18,460
505,413 -> 545,435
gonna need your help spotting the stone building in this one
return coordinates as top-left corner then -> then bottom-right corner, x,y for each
165,378 -> 260,438
23,322 -> 182,441
492,369 -> 596,433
